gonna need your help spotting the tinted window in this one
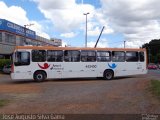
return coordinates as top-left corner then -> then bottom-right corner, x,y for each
139,52 -> 144,62
5,33 -> 16,44
32,50 -> 46,62
47,50 -> 63,62
81,51 -> 96,62
64,50 -> 80,62
14,51 -> 30,66
112,51 -> 125,62
97,51 -> 111,62
126,51 -> 138,62
19,37 -> 25,46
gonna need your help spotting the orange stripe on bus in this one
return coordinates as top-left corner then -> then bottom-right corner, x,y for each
15,46 -> 146,52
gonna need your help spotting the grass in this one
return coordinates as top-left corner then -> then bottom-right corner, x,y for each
150,80 -> 160,99
0,99 -> 10,107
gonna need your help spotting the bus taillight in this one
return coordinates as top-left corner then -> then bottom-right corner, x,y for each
11,64 -> 14,73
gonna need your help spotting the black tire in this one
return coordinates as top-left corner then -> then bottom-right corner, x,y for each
103,70 -> 114,80
34,71 -> 46,82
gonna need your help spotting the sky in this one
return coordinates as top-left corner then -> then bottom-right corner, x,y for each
0,0 -> 160,48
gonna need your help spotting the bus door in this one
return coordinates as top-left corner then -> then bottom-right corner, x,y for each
13,51 -> 32,79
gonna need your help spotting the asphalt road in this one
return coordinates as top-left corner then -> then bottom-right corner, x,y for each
0,70 -> 160,114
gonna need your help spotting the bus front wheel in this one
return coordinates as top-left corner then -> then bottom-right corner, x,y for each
34,71 -> 46,82
103,70 -> 114,80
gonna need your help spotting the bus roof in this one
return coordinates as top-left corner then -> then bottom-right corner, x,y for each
15,46 -> 146,52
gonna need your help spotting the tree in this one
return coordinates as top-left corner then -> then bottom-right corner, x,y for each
142,39 -> 160,63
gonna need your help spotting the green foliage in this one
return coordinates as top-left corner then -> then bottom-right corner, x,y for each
0,99 -> 10,107
0,59 -> 11,70
157,53 -> 160,63
142,39 -> 160,63
150,80 -> 160,99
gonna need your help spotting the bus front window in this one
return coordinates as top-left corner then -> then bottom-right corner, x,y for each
14,51 -> 30,66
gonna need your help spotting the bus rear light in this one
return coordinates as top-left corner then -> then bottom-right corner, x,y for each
11,64 -> 14,73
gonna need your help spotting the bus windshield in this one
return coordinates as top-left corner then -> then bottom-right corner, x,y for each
14,51 -> 30,66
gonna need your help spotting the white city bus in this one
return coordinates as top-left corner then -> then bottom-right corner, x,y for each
11,46 -> 147,82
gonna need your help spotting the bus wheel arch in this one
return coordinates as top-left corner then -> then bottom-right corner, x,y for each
103,69 -> 114,80
33,70 -> 47,82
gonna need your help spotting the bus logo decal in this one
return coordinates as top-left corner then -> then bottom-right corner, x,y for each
38,63 -> 50,69
108,63 -> 117,69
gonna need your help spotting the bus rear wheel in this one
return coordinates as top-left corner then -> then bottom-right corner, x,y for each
34,71 -> 46,82
103,70 -> 114,80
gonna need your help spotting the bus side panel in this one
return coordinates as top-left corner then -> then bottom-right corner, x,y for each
123,62 -> 147,76
96,62 -> 127,77
96,61 -> 147,78
11,65 -> 33,80
61,62 -> 98,78
47,62 -> 62,79
11,72 -> 33,80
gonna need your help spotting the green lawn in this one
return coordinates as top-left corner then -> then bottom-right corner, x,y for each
150,80 -> 160,98
0,99 -> 10,107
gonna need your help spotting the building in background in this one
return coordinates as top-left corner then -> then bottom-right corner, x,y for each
50,38 -> 62,46
0,19 -> 62,58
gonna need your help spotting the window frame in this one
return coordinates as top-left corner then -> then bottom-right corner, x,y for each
47,50 -> 63,62
126,51 -> 139,62
0,32 -> 2,42
64,50 -> 80,62
5,33 -> 16,44
81,50 -> 96,62
112,51 -> 125,62
97,51 -> 111,62
139,52 -> 145,62
32,50 -> 46,62
14,51 -> 30,66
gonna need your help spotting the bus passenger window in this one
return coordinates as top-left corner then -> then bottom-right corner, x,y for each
32,50 -> 46,62
81,51 -> 96,62
47,50 -> 63,62
126,51 -> 138,62
97,51 -> 111,62
112,51 -> 125,62
64,50 -> 80,62
139,52 -> 144,62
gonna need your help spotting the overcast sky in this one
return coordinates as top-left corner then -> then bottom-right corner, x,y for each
1,0 -> 160,48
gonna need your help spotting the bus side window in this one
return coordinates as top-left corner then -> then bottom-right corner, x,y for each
97,51 -> 111,62
47,50 -> 63,62
139,52 -> 144,62
81,51 -> 96,62
126,51 -> 138,62
32,50 -> 46,62
64,50 -> 80,62
81,51 -> 87,62
72,51 -> 80,62
112,51 -> 125,62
